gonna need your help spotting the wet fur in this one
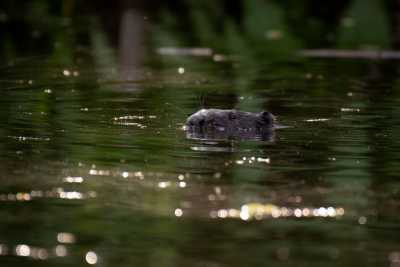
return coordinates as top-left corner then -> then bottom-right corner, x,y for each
184,109 -> 275,140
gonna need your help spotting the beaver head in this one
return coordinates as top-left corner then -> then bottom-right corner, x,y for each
186,109 -> 274,129
184,109 -> 275,140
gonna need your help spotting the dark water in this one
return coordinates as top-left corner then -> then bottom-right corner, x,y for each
1,52 -> 400,267
1,0 -> 400,261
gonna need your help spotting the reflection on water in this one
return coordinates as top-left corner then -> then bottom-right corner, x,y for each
0,188 -> 96,201
205,203 -> 345,221
1,72 -> 400,266
2,14 -> 400,267
185,127 -> 276,141
0,236 -> 97,263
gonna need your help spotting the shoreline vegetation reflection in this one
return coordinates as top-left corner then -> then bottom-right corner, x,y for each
1,0 -> 400,266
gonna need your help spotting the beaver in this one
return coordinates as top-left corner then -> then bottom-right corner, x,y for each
184,109 -> 276,140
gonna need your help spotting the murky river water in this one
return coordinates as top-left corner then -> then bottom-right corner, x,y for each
1,53 -> 400,267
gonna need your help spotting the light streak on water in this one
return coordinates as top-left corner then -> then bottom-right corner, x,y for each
8,136 -> 51,142
305,118 -> 330,122
63,176 -> 84,183
112,121 -> 147,128
341,108 -> 361,112
113,115 -> 157,120
201,203 -> 345,221
0,188 -> 97,202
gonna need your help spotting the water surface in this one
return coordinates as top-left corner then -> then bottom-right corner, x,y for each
1,50 -> 400,267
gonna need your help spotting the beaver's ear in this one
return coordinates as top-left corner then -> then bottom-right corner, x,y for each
260,111 -> 275,124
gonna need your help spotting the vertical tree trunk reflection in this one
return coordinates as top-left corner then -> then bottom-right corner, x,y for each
119,5 -> 148,84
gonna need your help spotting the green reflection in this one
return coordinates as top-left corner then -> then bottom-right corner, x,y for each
0,1 -> 400,267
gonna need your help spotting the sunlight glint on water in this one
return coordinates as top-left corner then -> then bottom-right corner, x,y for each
0,54 -> 400,267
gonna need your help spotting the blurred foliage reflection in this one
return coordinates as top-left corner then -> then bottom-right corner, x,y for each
1,1 -> 400,267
